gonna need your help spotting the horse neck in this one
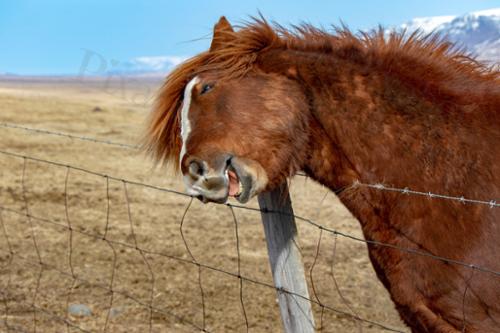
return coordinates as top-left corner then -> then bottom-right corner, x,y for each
264,49 -> 415,190
259,48 -> 495,198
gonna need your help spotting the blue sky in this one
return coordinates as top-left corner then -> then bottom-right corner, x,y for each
1,0 -> 499,75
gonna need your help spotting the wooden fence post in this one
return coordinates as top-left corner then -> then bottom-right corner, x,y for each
258,183 -> 316,333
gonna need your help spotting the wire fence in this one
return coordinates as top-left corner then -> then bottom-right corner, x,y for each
2,122 -> 498,209
1,123 -> 499,332
0,122 -> 140,150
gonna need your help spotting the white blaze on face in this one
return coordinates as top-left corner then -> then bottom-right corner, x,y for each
179,76 -> 199,168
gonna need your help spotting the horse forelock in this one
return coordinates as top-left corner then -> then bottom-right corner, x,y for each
143,53 -> 207,167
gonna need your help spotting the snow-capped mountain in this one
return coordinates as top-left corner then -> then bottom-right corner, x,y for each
400,15 -> 456,34
107,55 -> 187,76
398,8 -> 500,63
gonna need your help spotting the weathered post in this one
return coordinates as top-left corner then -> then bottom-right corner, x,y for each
258,183 -> 316,333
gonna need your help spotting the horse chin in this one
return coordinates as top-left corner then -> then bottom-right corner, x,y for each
229,156 -> 268,204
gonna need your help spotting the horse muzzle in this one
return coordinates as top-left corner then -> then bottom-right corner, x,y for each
182,154 -> 268,204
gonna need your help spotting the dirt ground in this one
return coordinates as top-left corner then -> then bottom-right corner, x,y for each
0,76 -> 408,332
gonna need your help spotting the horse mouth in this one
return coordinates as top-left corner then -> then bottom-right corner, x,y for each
227,169 -> 243,197
225,156 -> 269,204
184,155 -> 267,204
226,162 -> 253,203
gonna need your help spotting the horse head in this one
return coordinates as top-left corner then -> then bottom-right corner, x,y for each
148,17 -> 310,203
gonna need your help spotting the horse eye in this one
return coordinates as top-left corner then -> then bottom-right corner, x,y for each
200,83 -> 213,95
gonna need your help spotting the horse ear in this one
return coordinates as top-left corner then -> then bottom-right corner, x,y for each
210,16 -> 234,52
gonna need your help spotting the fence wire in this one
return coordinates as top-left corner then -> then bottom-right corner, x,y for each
2,122 -> 498,208
355,181 -> 499,208
0,149 -> 409,332
0,122 -> 139,150
1,124 -> 499,332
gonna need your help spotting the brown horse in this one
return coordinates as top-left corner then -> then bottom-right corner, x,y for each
145,16 -> 500,332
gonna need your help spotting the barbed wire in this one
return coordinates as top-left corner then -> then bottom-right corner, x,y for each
0,122 -> 139,150
294,175 -> 499,209
2,123 -> 497,209
354,181 -> 499,208
1,148 -> 498,278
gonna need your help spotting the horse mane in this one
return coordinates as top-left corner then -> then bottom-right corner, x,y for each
144,17 -> 499,166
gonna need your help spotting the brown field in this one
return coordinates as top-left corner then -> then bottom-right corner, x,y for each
0,76 -> 408,332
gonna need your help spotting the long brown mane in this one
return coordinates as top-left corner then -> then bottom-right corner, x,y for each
145,17 -> 499,166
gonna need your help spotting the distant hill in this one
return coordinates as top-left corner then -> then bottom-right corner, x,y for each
105,55 -> 187,77
397,8 -> 500,63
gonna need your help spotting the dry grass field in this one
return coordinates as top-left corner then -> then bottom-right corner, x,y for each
0,76 -> 408,332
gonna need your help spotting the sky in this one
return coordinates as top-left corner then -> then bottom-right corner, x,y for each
1,0 -> 500,75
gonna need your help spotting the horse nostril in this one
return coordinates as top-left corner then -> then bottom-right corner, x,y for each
188,160 -> 205,178
225,155 -> 233,168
